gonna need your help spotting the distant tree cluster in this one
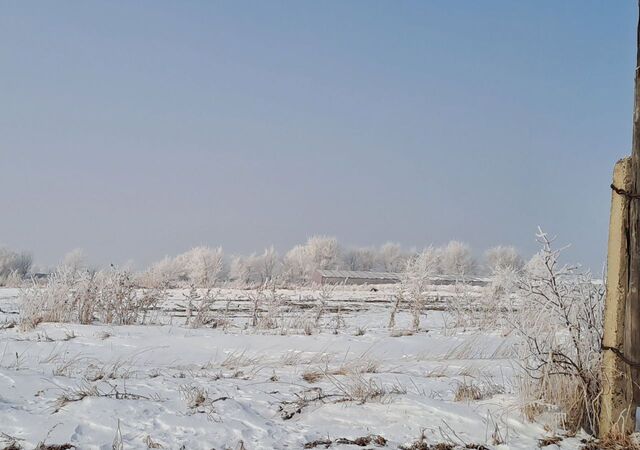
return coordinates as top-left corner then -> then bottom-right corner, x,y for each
139,246 -> 225,288
0,238 -> 527,288
137,238 -> 527,288
0,247 -> 32,286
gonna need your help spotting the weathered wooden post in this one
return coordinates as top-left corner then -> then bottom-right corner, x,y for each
600,1 -> 640,436
600,157 -> 632,435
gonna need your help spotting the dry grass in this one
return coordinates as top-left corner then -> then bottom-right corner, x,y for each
304,435 -> 387,448
143,435 -> 163,449
19,268 -> 160,330
581,431 -> 640,450
327,374 -> 388,404
331,356 -> 379,376
537,435 -> 562,447
390,329 -> 414,337
95,330 -> 112,340
53,382 -> 154,413
34,444 -> 75,450
220,350 -> 260,370
453,377 -> 505,403
280,350 -> 303,366
425,366 -> 449,378
179,384 -> 230,421
51,353 -> 90,377
453,380 -> 483,402
53,382 -> 100,412
302,370 -> 324,384
0,432 -> 23,450
518,370 -> 593,435
180,384 -> 216,420
84,360 -> 131,382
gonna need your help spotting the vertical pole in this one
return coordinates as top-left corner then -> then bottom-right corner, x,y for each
625,0 -> 640,423
600,158 -> 632,436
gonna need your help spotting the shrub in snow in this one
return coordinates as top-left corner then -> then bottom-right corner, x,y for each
184,284 -> 220,328
514,229 -> 603,435
19,264 -> 160,329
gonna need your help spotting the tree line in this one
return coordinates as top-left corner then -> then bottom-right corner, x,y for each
0,237 -> 525,288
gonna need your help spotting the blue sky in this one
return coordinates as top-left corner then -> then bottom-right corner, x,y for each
0,1 -> 635,269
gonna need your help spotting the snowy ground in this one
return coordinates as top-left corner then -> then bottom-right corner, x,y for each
0,287 -> 585,450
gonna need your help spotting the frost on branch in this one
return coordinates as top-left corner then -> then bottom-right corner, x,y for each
514,229 -> 603,435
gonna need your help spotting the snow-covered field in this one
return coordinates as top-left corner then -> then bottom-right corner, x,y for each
0,287 -> 584,450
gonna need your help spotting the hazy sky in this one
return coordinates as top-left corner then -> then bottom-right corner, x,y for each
0,1 -> 635,270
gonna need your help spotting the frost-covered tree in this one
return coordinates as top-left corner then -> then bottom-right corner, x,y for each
377,242 -> 408,273
139,256 -> 181,288
0,247 -> 32,285
175,246 -> 225,287
522,250 -> 553,280
484,245 -> 524,273
283,236 -> 340,283
409,246 -> 441,278
59,248 -> 88,279
283,244 -> 309,284
229,246 -> 280,286
229,255 -> 251,286
440,241 -> 476,277
256,246 -> 280,282
306,236 -> 340,270
342,247 -> 377,271
397,247 -> 440,330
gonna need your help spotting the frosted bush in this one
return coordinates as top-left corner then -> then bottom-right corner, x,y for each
19,266 -> 160,330
513,230 -> 603,435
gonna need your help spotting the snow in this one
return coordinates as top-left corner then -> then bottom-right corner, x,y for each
0,287 -> 584,449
